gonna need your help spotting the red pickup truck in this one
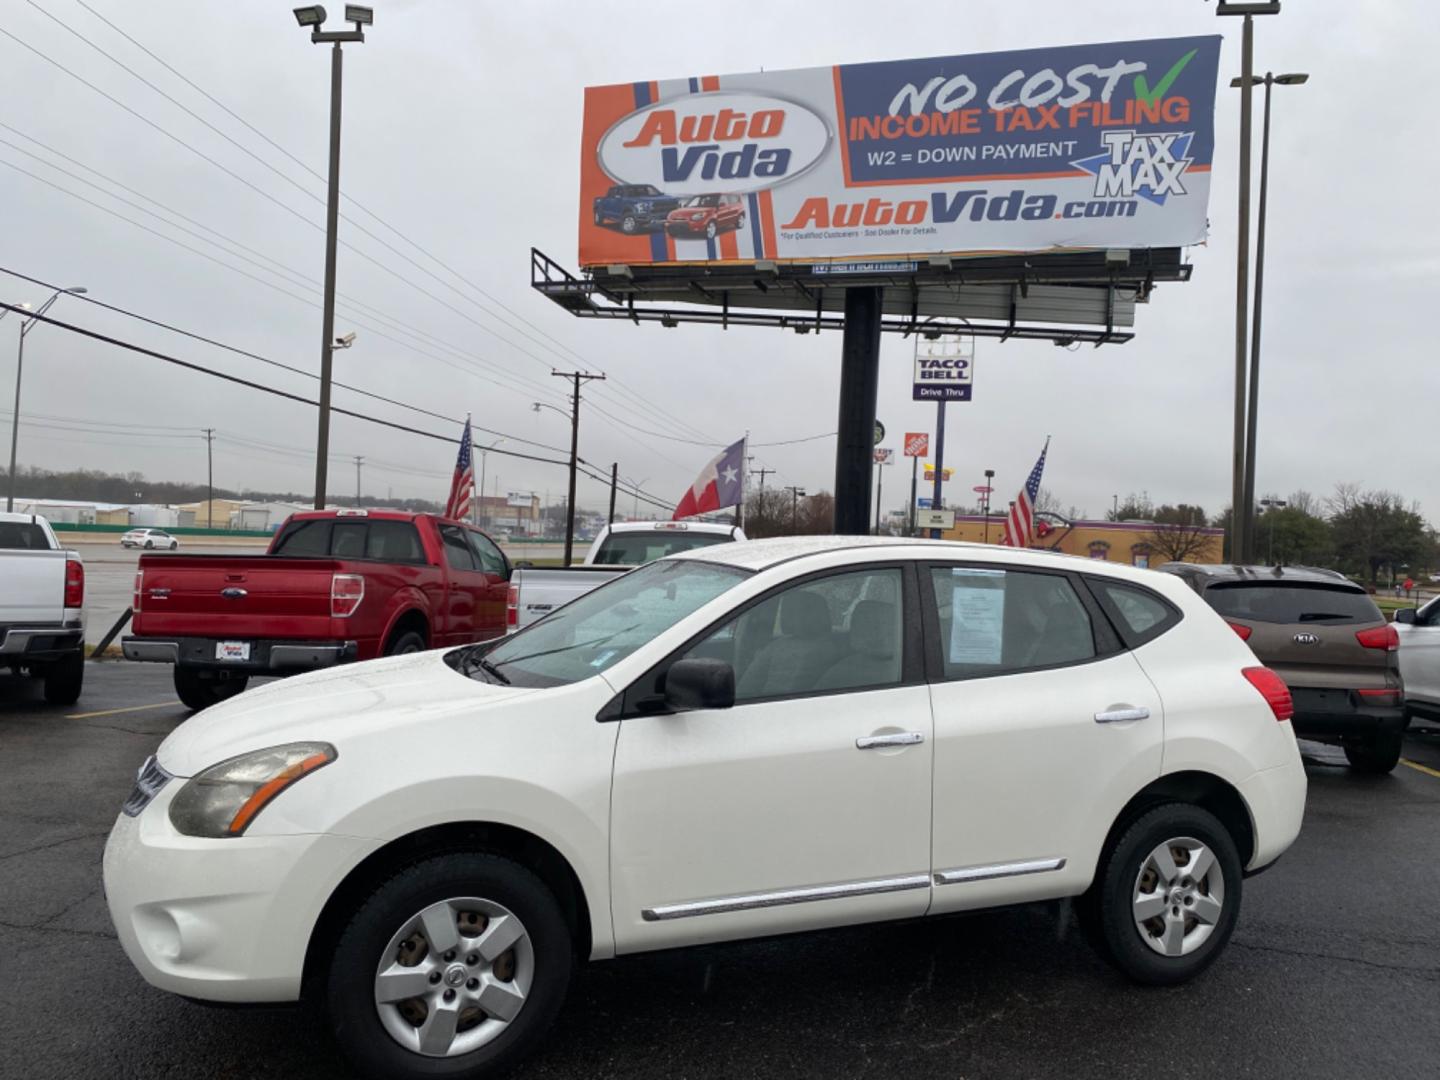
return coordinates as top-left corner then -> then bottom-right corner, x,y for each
122,510 -> 510,710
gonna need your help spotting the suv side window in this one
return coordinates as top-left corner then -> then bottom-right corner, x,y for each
1085,579 -> 1181,648
466,529 -> 508,577
682,567 -> 906,702
927,566 -> 1096,679
438,525 -> 477,571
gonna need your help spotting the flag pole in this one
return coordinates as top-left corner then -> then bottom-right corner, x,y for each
736,431 -> 748,530
468,413 -> 479,526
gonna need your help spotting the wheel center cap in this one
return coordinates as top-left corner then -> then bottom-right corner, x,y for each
444,964 -> 467,988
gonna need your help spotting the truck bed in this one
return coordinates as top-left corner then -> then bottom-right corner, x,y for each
132,553 -> 347,641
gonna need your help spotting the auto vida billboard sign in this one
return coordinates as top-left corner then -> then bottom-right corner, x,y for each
579,36 -> 1219,267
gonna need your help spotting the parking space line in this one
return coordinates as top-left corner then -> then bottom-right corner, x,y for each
1400,758 -> 1440,780
66,701 -> 180,720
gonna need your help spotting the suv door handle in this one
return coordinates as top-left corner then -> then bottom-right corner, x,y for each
1094,706 -> 1150,724
856,732 -> 924,749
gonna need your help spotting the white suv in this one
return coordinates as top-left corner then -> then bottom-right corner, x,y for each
104,537 -> 1306,1079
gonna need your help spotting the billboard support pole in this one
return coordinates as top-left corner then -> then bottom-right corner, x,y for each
874,460 -> 885,535
930,400 -> 946,539
833,287 -> 882,535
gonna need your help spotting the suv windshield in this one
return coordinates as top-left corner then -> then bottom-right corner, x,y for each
592,530 -> 735,566
1206,581 -> 1381,624
682,195 -> 721,207
463,559 -> 748,688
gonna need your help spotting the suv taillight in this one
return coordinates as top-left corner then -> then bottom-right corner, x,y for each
132,569 -> 143,614
506,583 -> 519,629
1227,621 -> 1253,641
1242,666 -> 1294,722
331,573 -> 365,618
1355,624 -> 1399,652
64,556 -> 84,608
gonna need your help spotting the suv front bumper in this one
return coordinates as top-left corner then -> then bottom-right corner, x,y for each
1289,687 -> 1407,738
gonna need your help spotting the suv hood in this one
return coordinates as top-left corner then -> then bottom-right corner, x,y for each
156,650 -> 537,776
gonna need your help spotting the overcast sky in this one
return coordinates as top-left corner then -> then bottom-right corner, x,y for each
3,0 -> 1436,522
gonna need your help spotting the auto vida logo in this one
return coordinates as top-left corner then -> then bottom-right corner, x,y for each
1293,632 -> 1321,646
598,92 -> 830,197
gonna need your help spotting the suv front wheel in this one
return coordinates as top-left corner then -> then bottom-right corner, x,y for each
1089,803 -> 1242,985
325,853 -> 573,1080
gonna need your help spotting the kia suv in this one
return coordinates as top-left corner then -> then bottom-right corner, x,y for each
1161,564 -> 1405,772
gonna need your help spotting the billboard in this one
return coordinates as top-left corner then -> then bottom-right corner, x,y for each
924,465 -> 954,482
579,36 -> 1220,267
873,448 -> 894,464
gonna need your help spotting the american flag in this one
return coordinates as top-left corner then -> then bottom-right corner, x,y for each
445,416 -> 475,520
1003,438 -> 1049,548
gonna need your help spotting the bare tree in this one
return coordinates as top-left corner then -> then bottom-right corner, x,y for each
1144,517 -> 1219,564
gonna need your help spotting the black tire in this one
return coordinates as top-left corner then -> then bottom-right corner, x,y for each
737,211 -> 747,229
593,209 -> 602,226
173,666 -> 249,712
324,852 -> 573,1080
620,214 -> 637,234
1344,732 -> 1403,774
42,650 -> 84,706
1090,803 -> 1243,986
386,630 -> 428,657
170,541 -> 178,550
144,540 -> 153,549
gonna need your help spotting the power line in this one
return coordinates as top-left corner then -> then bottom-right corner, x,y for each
0,263 -> 569,455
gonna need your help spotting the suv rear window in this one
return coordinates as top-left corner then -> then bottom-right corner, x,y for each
0,522 -> 48,549
1205,582 -> 1380,625
592,531 -> 734,566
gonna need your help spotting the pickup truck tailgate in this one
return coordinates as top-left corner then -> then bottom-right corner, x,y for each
2,550 -> 66,623
133,555 -> 343,639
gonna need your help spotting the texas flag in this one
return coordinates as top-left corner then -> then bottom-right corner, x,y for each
673,437 -> 745,520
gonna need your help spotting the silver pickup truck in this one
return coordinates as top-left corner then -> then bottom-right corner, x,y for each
0,512 -> 86,704
506,521 -> 744,632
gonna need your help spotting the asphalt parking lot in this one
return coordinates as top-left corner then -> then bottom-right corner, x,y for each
3,662 -> 1438,1080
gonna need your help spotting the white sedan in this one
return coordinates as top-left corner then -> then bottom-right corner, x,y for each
104,536 -> 1306,1079
121,528 -> 178,550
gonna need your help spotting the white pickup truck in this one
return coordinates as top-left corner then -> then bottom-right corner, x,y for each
506,521 -> 745,631
0,512 -> 86,704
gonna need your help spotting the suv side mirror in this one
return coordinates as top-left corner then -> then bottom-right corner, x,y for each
664,658 -> 735,711
1394,608 -> 1416,625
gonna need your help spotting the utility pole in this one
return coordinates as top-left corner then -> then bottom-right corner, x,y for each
608,462 -> 618,524
203,428 -> 215,528
752,466 -> 775,493
293,5 -> 369,510
353,455 -> 364,508
551,370 -> 605,565
785,486 -> 806,534
908,453 -> 920,536
874,458 -> 889,534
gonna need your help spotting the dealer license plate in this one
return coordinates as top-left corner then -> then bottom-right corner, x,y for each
215,641 -> 251,662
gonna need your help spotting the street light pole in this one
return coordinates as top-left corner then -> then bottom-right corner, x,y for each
5,286 -> 85,511
1238,71 -> 1307,562
293,6 -> 370,510
1215,0 -> 1282,565
983,468 -> 995,543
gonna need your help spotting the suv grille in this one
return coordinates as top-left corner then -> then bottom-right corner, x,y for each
122,754 -> 173,817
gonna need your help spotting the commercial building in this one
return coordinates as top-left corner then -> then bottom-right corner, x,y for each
940,515 -> 1223,568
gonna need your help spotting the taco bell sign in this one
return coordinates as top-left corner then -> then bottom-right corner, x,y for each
913,336 -> 974,402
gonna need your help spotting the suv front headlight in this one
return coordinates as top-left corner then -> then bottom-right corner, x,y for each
168,742 -> 336,838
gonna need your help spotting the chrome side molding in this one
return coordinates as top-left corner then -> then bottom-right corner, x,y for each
641,873 -> 929,922
933,857 -> 1066,886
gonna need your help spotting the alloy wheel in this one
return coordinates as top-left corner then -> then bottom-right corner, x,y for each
1131,836 -> 1225,957
373,896 -> 534,1058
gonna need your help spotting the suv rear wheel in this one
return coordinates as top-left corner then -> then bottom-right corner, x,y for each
1089,803 -> 1242,985
1343,732 -> 1403,774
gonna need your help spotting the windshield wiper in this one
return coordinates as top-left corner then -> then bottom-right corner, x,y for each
458,647 -> 510,684
491,624 -> 640,669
